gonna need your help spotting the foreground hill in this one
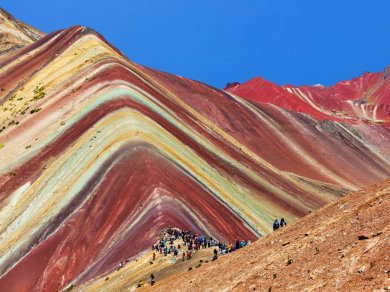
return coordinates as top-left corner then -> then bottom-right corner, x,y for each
0,9 -> 389,291
151,179 -> 390,291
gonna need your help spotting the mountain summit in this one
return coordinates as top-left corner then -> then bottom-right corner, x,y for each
0,8 -> 44,62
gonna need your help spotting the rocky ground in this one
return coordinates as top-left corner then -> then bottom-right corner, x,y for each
75,239 -> 217,291
149,180 -> 390,291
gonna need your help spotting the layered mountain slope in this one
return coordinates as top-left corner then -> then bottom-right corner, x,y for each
151,179 -> 390,291
0,12 -> 389,291
0,8 -> 44,62
226,67 -> 390,124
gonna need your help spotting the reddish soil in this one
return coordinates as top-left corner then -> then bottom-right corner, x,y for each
151,179 -> 390,291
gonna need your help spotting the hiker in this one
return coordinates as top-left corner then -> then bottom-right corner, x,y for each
280,218 -> 287,227
137,280 -> 144,287
153,251 -> 156,261
182,251 -> 185,261
235,239 -> 240,250
150,274 -> 155,286
212,254 -> 218,261
273,219 -> 280,231
212,248 -> 218,261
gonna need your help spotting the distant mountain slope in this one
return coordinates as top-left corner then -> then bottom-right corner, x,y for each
0,8 -> 44,62
226,67 -> 390,124
151,179 -> 390,291
0,10 -> 389,291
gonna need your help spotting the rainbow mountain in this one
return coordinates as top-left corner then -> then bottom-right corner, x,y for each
0,9 -> 389,291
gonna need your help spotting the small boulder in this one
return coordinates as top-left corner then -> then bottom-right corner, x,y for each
358,235 -> 369,240
358,266 -> 366,273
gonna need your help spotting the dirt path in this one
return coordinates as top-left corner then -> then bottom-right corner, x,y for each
75,239 -> 220,291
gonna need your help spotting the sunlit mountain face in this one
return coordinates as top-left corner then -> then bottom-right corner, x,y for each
0,9 -> 389,291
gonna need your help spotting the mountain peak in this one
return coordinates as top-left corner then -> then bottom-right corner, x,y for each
0,7 -> 45,62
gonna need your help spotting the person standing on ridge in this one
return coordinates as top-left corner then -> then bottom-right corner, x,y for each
280,218 -> 287,227
150,274 -> 155,286
273,219 -> 280,231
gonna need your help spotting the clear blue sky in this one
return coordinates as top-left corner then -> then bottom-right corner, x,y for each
2,0 -> 389,88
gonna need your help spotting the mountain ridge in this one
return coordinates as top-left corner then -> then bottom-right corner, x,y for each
226,66 -> 390,124
0,9 -> 389,291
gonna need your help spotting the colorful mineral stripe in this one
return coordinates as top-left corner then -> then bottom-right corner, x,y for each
0,26 -> 389,291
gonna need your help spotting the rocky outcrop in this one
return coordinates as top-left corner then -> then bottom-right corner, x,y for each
382,65 -> 390,81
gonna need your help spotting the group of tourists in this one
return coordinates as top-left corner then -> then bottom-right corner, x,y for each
152,227 -> 252,262
136,220 -> 288,288
273,218 -> 287,231
142,227 -> 252,287
211,238 -> 251,261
